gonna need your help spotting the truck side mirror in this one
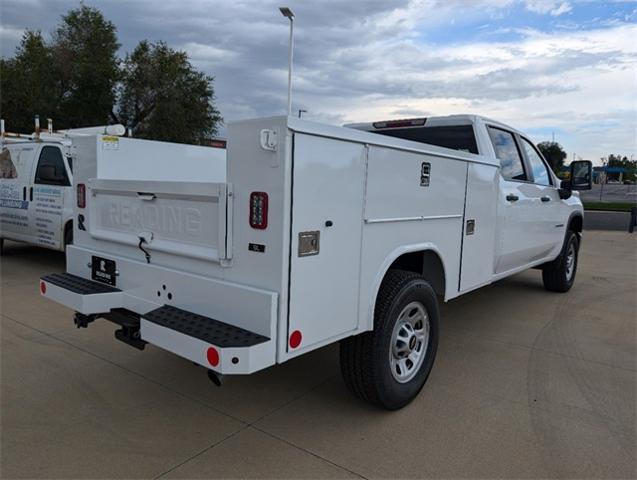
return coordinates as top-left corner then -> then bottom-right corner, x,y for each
558,160 -> 592,199
570,160 -> 592,191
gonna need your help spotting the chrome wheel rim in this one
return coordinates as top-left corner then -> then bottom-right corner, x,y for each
565,243 -> 576,281
389,301 -> 430,383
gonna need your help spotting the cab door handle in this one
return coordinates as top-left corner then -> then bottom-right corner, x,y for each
506,194 -> 519,202
541,196 -> 551,202
29,187 -> 33,201
23,186 -> 27,201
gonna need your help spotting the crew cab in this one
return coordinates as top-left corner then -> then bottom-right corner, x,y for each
39,114 -> 592,409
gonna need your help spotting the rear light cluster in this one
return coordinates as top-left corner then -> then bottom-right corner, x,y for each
249,192 -> 268,229
372,118 -> 426,129
77,183 -> 86,209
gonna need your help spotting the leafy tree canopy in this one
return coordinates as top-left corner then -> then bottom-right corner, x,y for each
52,4 -> 120,128
116,41 -> 221,144
1,5 -> 221,143
0,31 -> 56,132
537,141 -> 567,174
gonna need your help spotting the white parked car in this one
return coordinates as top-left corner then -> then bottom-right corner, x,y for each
39,114 -> 592,409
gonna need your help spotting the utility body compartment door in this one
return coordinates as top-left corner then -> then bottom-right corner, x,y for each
87,179 -> 232,263
287,134 -> 366,354
459,163 -> 498,292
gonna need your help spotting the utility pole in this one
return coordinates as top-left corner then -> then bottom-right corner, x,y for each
279,7 -> 295,116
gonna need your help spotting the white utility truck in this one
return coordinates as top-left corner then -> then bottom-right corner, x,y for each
0,122 -> 225,255
39,114 -> 592,409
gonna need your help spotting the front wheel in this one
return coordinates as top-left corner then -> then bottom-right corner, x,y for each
340,270 -> 440,410
542,230 -> 580,292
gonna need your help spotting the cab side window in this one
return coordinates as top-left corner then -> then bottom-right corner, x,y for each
521,138 -> 552,186
487,126 -> 527,182
0,148 -> 18,179
35,146 -> 70,186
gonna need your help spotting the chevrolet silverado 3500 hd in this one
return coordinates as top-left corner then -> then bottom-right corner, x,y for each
39,114 -> 592,409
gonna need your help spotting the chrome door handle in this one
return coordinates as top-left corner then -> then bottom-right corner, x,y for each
506,194 -> 519,202
541,196 -> 551,202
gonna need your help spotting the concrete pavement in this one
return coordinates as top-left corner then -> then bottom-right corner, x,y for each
1,232 -> 635,479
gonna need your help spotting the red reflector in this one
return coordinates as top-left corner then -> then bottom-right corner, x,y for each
372,118 -> 426,129
249,192 -> 268,229
207,347 -> 219,367
40,281 -> 46,295
289,330 -> 302,349
77,183 -> 86,209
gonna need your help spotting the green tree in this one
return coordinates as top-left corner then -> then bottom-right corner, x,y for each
51,4 -> 120,128
116,40 -> 221,144
0,31 -> 58,132
537,141 -> 567,174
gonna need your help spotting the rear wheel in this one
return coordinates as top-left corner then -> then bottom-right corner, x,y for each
542,230 -> 579,292
340,269 -> 440,410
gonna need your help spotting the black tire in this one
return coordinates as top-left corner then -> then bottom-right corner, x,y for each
340,269 -> 440,410
542,230 -> 579,293
63,223 -> 73,250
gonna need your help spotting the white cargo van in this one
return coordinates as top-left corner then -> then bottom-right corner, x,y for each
0,132 -> 75,252
40,114 -> 592,409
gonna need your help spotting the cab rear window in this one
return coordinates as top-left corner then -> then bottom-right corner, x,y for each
371,125 -> 479,154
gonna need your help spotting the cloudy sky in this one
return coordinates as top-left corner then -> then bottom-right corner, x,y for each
1,0 -> 636,162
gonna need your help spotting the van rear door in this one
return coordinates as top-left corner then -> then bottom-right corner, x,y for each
0,144 -> 33,243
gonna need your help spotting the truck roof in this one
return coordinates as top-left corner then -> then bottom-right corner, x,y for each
344,114 -> 525,137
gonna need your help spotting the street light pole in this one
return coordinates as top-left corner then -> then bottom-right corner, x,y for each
279,7 -> 294,116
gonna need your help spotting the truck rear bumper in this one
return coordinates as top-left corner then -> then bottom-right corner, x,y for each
40,246 -> 278,375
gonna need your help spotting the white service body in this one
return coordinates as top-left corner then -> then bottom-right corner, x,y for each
0,132 -> 225,252
40,114 -> 584,376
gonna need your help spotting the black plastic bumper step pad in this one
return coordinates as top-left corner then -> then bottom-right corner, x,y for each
41,273 -> 121,295
143,305 -> 269,348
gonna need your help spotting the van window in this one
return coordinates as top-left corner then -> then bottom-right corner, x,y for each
487,127 -> 527,181
35,146 -> 70,186
521,138 -> 552,186
373,125 -> 479,154
0,148 -> 18,179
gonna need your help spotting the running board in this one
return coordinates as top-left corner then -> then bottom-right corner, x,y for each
141,305 -> 275,374
40,273 -> 123,315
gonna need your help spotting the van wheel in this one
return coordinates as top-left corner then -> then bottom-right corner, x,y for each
340,269 -> 439,410
64,224 -> 73,250
542,230 -> 579,293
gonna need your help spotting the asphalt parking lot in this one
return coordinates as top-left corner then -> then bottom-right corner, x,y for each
580,183 -> 637,204
1,231 -> 635,479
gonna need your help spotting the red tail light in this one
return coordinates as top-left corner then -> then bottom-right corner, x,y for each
77,183 -> 86,208
249,192 -> 268,229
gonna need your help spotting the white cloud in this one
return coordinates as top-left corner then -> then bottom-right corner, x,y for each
0,0 -> 634,161
525,0 -> 572,16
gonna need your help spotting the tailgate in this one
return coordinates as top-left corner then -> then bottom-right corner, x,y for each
87,179 -> 233,263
